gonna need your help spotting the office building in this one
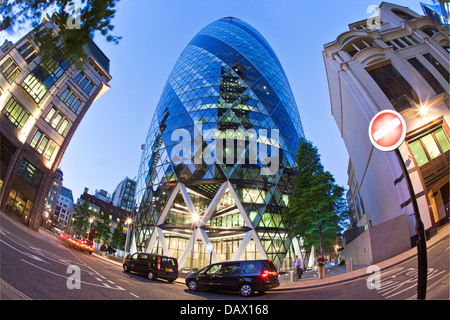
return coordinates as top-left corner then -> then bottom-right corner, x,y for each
323,2 -> 449,265
133,17 -> 305,270
0,14 -> 111,231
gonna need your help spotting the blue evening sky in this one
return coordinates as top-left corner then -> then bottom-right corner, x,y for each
3,0 -> 425,199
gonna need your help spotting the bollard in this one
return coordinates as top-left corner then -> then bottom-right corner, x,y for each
290,270 -> 295,282
347,259 -> 353,272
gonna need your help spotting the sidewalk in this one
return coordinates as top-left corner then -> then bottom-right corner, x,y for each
277,223 -> 449,291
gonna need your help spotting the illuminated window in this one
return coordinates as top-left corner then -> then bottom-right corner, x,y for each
0,57 -> 21,83
30,130 -> 58,160
44,106 -> 71,136
2,97 -> 30,130
409,128 -> 450,166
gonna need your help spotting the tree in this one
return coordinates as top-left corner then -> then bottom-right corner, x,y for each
73,200 -> 91,235
93,210 -> 111,245
110,221 -> 125,250
0,0 -> 121,64
285,138 -> 349,255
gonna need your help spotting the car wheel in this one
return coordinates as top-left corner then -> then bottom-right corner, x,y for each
123,264 -> 130,273
188,279 -> 199,291
239,283 -> 254,297
147,270 -> 155,281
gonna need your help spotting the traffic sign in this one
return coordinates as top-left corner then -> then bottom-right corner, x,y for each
368,110 -> 407,152
206,242 -> 214,253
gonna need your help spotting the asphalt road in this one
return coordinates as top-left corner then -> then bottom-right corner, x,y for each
1,212 -> 448,303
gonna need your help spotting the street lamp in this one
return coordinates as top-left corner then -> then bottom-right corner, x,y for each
124,218 -> 133,259
87,218 -> 94,239
190,213 -> 199,273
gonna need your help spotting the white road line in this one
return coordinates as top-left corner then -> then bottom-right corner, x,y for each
129,292 -> 140,299
20,259 -> 126,290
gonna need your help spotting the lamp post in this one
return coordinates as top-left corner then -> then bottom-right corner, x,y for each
124,218 -> 133,259
87,218 -> 94,239
190,213 -> 199,273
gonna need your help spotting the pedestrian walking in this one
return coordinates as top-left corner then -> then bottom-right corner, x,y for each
294,255 -> 303,280
317,253 -> 326,279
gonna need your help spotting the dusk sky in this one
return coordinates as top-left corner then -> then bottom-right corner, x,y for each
2,0 -> 425,199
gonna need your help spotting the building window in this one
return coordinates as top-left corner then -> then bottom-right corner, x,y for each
2,97 -> 30,130
423,53 -> 449,82
409,128 -> 450,167
17,41 -> 38,64
0,57 -> 21,83
60,88 -> 83,113
16,159 -> 43,189
44,106 -> 71,135
30,130 -> 59,160
392,9 -> 415,21
408,57 -> 446,95
21,55 -> 70,104
74,72 -> 95,95
368,64 -> 420,112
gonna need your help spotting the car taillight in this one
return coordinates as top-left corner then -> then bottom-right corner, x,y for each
262,270 -> 277,278
157,257 -> 161,271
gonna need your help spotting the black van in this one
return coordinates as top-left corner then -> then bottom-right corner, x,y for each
185,259 -> 279,297
123,252 -> 178,282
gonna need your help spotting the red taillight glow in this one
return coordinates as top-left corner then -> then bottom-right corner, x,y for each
157,257 -> 161,271
262,270 -> 277,278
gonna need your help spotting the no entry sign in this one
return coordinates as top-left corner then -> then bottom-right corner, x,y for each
369,110 -> 407,152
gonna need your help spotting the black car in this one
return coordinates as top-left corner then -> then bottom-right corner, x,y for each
185,260 -> 279,297
123,252 -> 178,282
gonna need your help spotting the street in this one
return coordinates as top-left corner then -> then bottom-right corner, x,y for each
1,212 -> 448,302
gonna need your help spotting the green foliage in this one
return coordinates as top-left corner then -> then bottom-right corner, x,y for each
93,210 -> 111,244
285,138 -> 349,255
110,221 -> 125,250
0,0 -> 121,64
73,200 -> 91,235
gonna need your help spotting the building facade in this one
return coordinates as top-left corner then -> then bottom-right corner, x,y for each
77,188 -> 130,247
112,177 -> 136,213
0,15 -> 111,230
54,186 -> 74,227
133,17 -> 305,270
323,2 -> 449,265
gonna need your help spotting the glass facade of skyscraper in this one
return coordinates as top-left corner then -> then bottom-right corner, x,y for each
134,17 -> 304,270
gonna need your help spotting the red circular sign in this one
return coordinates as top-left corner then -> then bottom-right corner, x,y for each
369,110 -> 406,152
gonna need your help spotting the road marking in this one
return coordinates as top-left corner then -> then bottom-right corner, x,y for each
20,259 -> 126,291
130,292 -> 140,298
0,278 -> 32,300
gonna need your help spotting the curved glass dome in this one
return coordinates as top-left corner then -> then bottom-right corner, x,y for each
133,17 -> 304,269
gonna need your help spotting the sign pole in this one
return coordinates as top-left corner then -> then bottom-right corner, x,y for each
394,148 -> 427,300
369,110 -> 427,300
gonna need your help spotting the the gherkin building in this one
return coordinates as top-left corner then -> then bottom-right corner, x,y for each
133,17 -> 305,270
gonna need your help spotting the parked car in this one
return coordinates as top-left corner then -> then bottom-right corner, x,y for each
185,259 -> 280,297
123,252 -> 178,282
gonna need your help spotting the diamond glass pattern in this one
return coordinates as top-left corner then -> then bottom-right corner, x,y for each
134,17 -> 304,270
